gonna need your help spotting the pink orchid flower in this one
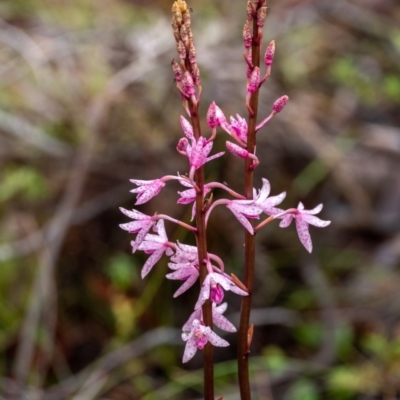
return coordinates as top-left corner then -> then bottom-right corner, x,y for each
119,208 -> 157,252
229,114 -> 248,143
278,202 -> 331,253
166,262 -> 199,298
252,178 -> 286,216
130,179 -> 165,205
183,302 -> 236,333
181,319 -> 229,363
136,220 -> 174,278
195,272 -> 248,310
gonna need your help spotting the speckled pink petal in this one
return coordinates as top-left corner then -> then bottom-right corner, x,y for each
119,207 -> 146,220
119,221 -> 142,233
304,203 -> 323,215
141,248 -> 165,278
229,282 -> 248,296
204,329 -> 229,347
213,312 -> 236,332
195,276 -> 212,310
263,191 -> 286,208
226,204 -> 254,234
214,302 -> 227,314
182,337 -> 198,363
173,271 -> 199,297
131,223 -> 153,252
295,218 -> 312,253
182,309 -> 202,331
303,215 -> 331,228
279,214 -> 293,228
205,151 -> 225,163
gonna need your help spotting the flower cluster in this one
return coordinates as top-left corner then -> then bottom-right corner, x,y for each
119,0 -> 330,363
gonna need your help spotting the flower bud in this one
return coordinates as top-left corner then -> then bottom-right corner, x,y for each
176,40 -> 186,63
180,24 -> 190,48
192,66 -> 201,86
188,42 -> 196,65
272,95 -> 289,113
247,66 -> 260,94
264,40 -> 275,66
181,70 -> 195,98
171,59 -> 183,82
226,141 -> 248,159
171,17 -> 180,42
257,6 -> 268,28
246,51 -> 253,78
206,102 -> 217,128
243,22 -> 252,49
246,1 -> 254,21
177,137 -> 189,153
180,116 -> 194,139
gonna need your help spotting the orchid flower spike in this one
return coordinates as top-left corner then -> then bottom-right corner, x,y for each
279,202 -> 331,253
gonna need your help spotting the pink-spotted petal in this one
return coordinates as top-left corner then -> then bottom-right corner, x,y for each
141,248 -> 165,278
303,214 -> 331,228
213,312 -> 236,332
172,272 -> 199,297
119,221 -> 143,233
182,337 -> 198,363
303,203 -> 323,215
295,218 -> 312,253
226,205 -> 254,234
205,151 -> 225,163
279,214 -> 293,228
204,329 -> 229,347
119,207 -> 146,220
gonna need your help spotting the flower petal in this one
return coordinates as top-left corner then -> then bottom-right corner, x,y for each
303,215 -> 331,228
141,248 -> 165,278
295,218 -> 312,253
182,337 -> 198,363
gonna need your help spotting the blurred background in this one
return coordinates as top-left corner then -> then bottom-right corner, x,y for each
0,0 -> 400,399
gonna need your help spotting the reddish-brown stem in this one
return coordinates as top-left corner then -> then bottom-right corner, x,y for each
190,102 -> 214,400
238,16 -> 261,400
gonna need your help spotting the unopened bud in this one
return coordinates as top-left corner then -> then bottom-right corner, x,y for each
243,22 -> 252,49
171,59 -> 183,82
247,66 -> 260,94
180,116 -> 194,139
257,6 -> 268,28
272,95 -> 289,113
182,9 -> 191,27
177,137 -> 189,154
171,17 -> 180,42
181,71 -> 195,98
176,40 -> 186,63
246,51 -> 253,78
246,1 -> 254,21
187,25 -> 193,42
188,42 -> 196,65
180,24 -> 190,48
192,67 -> 201,86
206,102 -> 217,128
226,141 -> 249,159
264,40 -> 275,66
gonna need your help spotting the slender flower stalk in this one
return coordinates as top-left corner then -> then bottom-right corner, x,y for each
118,2 -> 329,399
